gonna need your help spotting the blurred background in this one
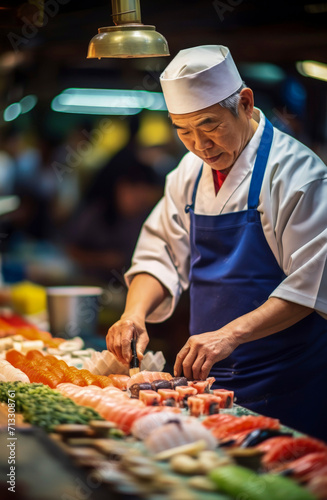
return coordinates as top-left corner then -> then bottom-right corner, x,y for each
0,0 -> 326,367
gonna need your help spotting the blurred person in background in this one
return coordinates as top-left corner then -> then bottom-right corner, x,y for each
63,113 -> 183,282
64,147 -> 163,282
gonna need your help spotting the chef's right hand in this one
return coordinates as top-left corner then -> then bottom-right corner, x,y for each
106,315 -> 149,366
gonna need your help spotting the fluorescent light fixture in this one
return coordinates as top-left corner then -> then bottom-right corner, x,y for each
20,95 -> 38,114
296,60 -> 327,82
51,88 -> 167,115
3,103 -> 21,122
239,63 -> 286,83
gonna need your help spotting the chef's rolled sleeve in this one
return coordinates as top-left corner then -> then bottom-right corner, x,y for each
124,262 -> 182,322
269,176 -> 327,319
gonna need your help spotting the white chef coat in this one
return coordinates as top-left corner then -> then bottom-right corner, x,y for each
125,108 -> 327,323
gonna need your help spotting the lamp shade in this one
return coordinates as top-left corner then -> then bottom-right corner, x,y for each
87,25 -> 169,59
87,0 -> 169,59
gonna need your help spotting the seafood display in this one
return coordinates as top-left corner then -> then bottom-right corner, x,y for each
0,317 -> 327,500
5,349 -> 114,388
56,381 -> 180,433
0,312 -> 64,347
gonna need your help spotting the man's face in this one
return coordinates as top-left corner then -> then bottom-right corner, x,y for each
170,96 -> 253,171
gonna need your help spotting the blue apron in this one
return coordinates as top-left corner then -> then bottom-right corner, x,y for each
187,118 -> 327,440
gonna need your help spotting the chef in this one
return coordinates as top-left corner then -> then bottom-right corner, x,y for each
107,45 -> 327,440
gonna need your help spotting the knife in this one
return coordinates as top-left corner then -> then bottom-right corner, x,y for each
129,336 -> 140,376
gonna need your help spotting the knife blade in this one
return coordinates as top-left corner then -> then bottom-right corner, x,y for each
129,336 -> 140,376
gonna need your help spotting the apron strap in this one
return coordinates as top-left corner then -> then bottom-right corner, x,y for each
185,117 -> 274,214
185,164 -> 203,213
248,118 -> 274,210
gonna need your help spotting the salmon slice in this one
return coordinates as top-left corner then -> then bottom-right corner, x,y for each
139,390 -> 162,406
202,414 -> 237,429
187,396 -> 205,417
157,389 -> 179,406
26,349 -> 45,360
187,377 -> 215,394
6,349 -> 25,365
212,389 -> 234,408
108,374 -> 130,390
257,436 -> 327,469
212,415 -> 280,440
196,394 -> 221,415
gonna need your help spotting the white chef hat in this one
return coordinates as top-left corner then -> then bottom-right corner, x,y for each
160,45 -> 242,114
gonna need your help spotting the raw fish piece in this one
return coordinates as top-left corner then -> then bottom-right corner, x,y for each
202,414 -> 237,429
272,452 -> 327,479
196,394 -> 221,415
187,396 -> 205,417
0,359 -> 30,383
212,389 -> 234,408
101,386 -> 125,395
26,349 -> 45,360
129,382 -> 152,398
126,371 -> 172,390
139,390 -> 162,406
257,437 -> 327,469
188,378 -> 215,394
96,401 -> 178,433
95,375 -> 114,388
74,392 -> 103,408
175,386 -> 197,398
151,379 -> 171,391
95,395 -> 135,417
131,412 -> 195,440
108,374 -> 130,390
145,420 -> 218,454
170,376 -> 188,389
212,415 -> 280,440
175,386 -> 198,407
157,389 -> 179,406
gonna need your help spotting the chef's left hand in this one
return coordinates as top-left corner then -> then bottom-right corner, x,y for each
174,329 -> 239,380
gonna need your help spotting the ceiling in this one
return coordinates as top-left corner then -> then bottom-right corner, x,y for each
0,1 -> 326,104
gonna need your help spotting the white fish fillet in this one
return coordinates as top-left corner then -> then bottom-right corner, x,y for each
145,420 -> 218,454
131,412 -> 197,440
0,359 -> 30,383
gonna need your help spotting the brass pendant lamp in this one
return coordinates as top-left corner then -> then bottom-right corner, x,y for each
87,0 -> 170,59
